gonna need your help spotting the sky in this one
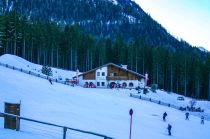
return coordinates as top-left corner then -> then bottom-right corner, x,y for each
134,0 -> 210,51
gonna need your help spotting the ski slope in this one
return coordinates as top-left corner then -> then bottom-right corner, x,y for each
0,54 -> 79,81
0,54 -> 210,139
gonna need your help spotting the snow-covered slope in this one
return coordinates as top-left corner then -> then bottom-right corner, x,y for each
133,89 -> 210,120
0,54 -> 79,81
0,54 -> 210,139
198,46 -> 209,53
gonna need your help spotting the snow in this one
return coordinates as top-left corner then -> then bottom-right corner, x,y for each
127,15 -> 136,23
122,13 -> 137,23
0,54 -> 79,82
132,90 -> 210,121
9,4 -> 13,12
0,54 -> 210,139
108,0 -> 118,5
6,0 -> 8,8
197,46 -> 209,53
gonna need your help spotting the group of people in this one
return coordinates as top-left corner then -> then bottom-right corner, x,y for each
163,112 -> 205,136
84,82 -> 96,88
185,112 -> 204,124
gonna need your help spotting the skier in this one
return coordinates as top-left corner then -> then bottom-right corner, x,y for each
48,77 -> 53,85
163,112 -> 167,121
185,112 -> 189,120
167,124 -> 172,136
201,116 -> 204,124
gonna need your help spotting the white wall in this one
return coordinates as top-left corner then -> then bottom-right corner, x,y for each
78,66 -> 108,87
95,67 -> 108,88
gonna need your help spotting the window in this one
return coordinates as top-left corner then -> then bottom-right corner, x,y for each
102,72 -> 105,76
97,82 -> 100,86
110,73 -> 117,76
97,72 -> 100,76
102,82 -> 105,86
110,82 -> 116,88
122,82 -> 127,88
129,82 -> 134,87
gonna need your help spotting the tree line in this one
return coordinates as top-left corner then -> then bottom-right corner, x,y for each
0,12 -> 209,100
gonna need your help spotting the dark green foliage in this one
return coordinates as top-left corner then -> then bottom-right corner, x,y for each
41,65 -> 52,76
0,0 -> 193,50
151,84 -> 158,93
143,88 -> 149,94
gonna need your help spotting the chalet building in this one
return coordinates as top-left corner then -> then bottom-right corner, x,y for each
77,63 -> 145,89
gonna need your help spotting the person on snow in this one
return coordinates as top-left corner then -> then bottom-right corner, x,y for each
167,124 -> 172,136
48,77 -> 53,85
163,112 -> 167,121
201,116 -> 204,124
185,112 -> 189,120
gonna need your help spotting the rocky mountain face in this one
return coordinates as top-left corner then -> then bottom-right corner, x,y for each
0,0 -> 188,50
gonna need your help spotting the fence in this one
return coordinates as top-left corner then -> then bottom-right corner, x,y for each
0,62 -> 114,138
0,112 -> 114,139
130,93 -> 181,111
0,62 -> 73,86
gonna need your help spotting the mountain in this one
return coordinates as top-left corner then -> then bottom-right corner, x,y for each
0,0 -> 209,100
0,0 -> 189,49
198,46 -> 209,53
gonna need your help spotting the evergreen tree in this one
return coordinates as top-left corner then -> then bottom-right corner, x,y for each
0,11 -> 209,100
41,65 -> 53,76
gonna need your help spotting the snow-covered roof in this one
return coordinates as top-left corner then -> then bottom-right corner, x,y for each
78,63 -> 145,78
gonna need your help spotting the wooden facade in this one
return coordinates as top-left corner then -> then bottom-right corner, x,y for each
78,63 -> 145,88
81,63 -> 142,80
107,65 -> 139,80
83,70 -> 95,80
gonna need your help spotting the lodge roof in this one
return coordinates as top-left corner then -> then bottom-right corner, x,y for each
77,63 -> 145,78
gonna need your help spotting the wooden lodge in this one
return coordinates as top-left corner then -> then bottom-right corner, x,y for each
77,63 -> 145,89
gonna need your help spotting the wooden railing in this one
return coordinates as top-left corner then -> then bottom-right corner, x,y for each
0,62 -> 74,86
130,93 -> 183,111
0,112 -> 114,139
107,76 -> 128,80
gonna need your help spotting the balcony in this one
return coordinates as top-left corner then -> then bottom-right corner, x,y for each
107,76 -> 128,80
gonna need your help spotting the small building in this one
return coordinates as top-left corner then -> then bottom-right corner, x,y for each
77,63 -> 145,89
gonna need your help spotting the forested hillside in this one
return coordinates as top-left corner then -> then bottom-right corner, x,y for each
0,0 -> 209,100
0,0 -> 193,49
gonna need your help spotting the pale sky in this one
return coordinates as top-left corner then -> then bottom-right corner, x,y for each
134,0 -> 210,51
